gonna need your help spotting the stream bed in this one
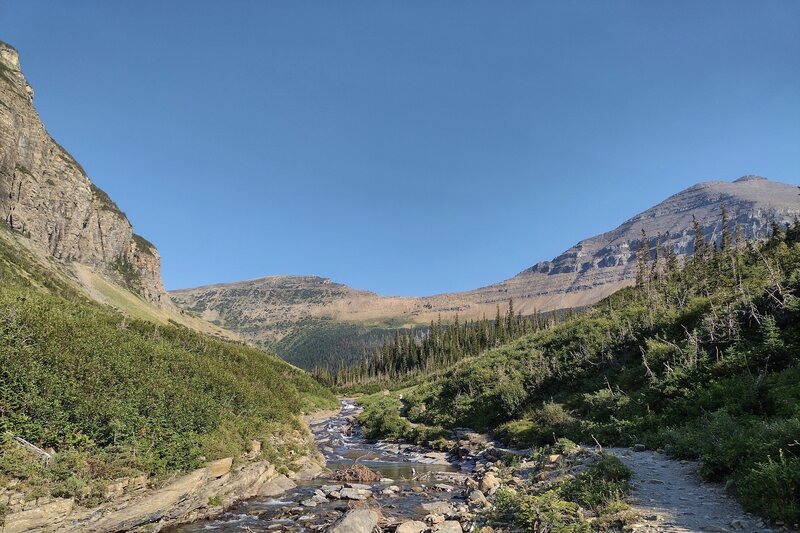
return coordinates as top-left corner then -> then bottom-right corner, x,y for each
171,400 -> 478,532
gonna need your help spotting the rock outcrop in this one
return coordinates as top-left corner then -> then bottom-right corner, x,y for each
0,40 -> 170,306
172,176 -> 800,368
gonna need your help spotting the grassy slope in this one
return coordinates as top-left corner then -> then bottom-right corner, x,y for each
363,236 -> 800,523
0,228 -> 336,506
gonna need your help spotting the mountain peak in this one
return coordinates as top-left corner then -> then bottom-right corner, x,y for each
0,40 -> 20,70
734,175 -> 768,183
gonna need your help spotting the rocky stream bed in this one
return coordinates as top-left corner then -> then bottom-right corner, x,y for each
168,400 -> 779,533
169,400 -> 507,533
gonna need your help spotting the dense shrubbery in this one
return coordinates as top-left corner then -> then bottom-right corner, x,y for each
386,221 -> 800,522
0,233 -> 336,502
356,395 -> 411,440
492,454 -> 632,531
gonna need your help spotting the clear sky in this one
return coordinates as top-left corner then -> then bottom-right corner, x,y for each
2,2 -> 798,295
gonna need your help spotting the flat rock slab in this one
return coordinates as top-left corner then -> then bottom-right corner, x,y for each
432,521 -> 463,533
421,501 -> 454,515
257,474 -> 297,497
396,520 -> 428,533
328,509 -> 379,533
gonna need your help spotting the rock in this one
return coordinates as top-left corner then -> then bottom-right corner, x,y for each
547,454 -> 561,463
0,42 -> 172,307
468,489 -> 489,506
250,440 -> 262,454
258,474 -> 297,497
479,472 -> 500,494
427,514 -> 446,524
633,444 -> 647,452
206,457 -> 233,478
396,520 -> 428,533
388,485 -> 401,492
421,501 -> 454,515
432,521 -> 463,533
434,483 -> 455,492
301,498 -> 318,507
1,498 -> 74,533
339,487 -> 369,500
730,519 -> 746,530
345,483 -> 373,490
321,484 -> 344,494
328,509 -> 379,533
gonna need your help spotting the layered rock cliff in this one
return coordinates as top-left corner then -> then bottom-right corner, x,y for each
172,176 -> 800,368
0,41 -> 170,306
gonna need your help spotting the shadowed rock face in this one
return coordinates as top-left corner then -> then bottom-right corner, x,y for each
172,176 -> 800,367
0,41 -> 170,306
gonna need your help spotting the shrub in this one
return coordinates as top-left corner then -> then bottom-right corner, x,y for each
737,450 -> 800,522
357,396 -> 411,440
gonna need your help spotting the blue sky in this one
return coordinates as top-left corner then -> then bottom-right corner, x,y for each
2,1 -> 799,295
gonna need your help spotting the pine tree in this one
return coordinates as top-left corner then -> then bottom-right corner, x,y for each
636,228 -> 650,288
720,204 -> 731,252
692,214 -> 706,263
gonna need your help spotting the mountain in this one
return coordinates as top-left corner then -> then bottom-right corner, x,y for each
0,40 -> 234,337
0,41 -> 171,305
172,176 -> 800,368
0,41 -> 336,530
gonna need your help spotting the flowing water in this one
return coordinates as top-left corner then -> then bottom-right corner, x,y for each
172,400 -> 467,531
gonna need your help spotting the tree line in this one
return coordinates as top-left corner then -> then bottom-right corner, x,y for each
312,302 -> 580,387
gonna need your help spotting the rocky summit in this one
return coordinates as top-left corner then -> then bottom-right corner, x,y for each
0,40 -> 170,307
172,176 -> 800,368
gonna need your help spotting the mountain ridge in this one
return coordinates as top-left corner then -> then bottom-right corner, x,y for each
171,176 -> 800,368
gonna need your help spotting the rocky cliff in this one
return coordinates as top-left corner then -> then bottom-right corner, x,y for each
0,41 -> 170,306
172,176 -> 800,368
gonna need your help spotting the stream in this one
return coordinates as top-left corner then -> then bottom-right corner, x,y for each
171,400 -> 474,532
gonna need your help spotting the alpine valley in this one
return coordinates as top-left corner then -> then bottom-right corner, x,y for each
2,13 -> 800,533
171,176 -> 800,369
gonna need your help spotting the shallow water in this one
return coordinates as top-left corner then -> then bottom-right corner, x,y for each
170,400 -> 464,532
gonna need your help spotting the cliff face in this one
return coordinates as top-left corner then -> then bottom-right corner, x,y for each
0,41 -> 170,306
173,176 -> 800,368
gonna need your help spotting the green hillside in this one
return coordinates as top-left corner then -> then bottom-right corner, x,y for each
359,220 -> 800,522
0,229 -> 336,506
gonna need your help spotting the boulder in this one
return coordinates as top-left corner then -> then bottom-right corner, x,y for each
339,487 -> 369,500
257,474 -> 297,497
396,520 -> 427,533
433,521 -> 463,532
467,489 -> 488,506
328,509 -> 379,533
479,472 -> 500,494
421,501 -> 454,515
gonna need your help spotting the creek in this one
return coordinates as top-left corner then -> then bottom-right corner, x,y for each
171,400 -> 474,532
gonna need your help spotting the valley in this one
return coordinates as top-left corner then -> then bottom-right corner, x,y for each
1,6 -> 799,531
172,176 -> 800,370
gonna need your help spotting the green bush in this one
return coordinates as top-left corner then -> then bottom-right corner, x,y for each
737,450 -> 800,522
357,396 -> 411,440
